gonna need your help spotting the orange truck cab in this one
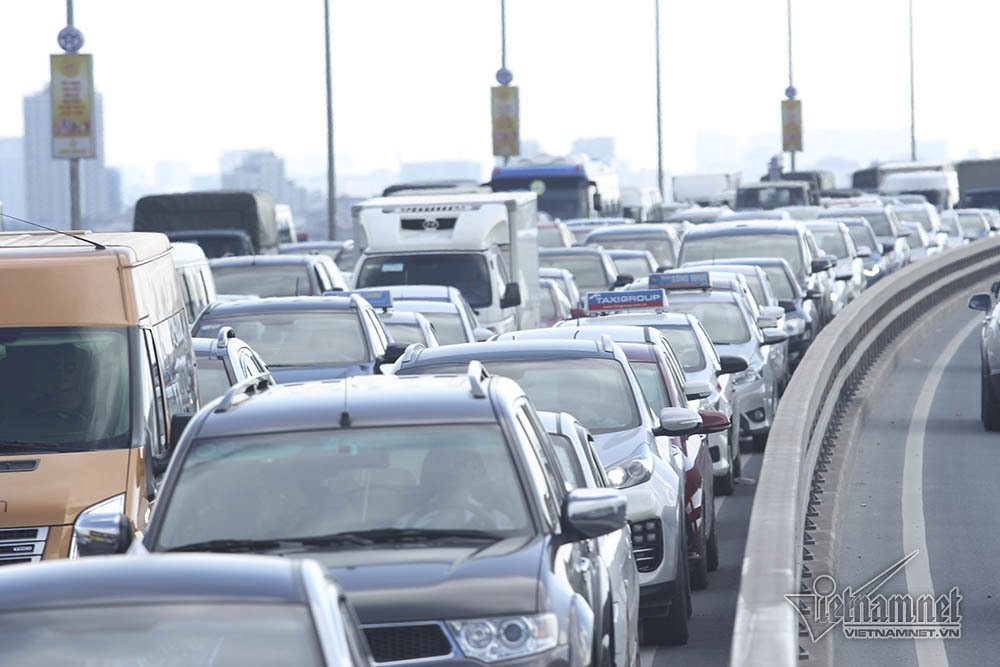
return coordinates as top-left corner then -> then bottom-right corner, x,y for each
0,231 -> 198,563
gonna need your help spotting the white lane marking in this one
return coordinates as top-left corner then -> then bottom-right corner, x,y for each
903,315 -> 980,667
715,453 -> 755,515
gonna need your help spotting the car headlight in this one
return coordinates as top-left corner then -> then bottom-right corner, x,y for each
784,316 -> 806,336
68,493 -> 125,559
732,368 -> 762,386
448,613 -> 559,662
606,447 -> 654,489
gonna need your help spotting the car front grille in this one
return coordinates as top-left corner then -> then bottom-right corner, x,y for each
0,526 -> 48,565
364,622 -> 453,664
630,519 -> 663,573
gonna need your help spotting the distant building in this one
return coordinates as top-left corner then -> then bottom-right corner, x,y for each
105,167 -> 123,217
571,137 -> 615,164
399,160 -> 483,182
0,137 -> 26,221
191,173 -> 221,190
23,85 -> 111,228
153,161 -> 192,193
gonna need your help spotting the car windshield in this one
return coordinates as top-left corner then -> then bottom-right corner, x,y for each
0,604 -> 324,667
0,327 -> 130,453
759,265 -> 797,300
539,254 -> 609,292
194,312 -> 368,367
538,226 -> 567,247
668,301 -> 751,345
657,326 -> 707,372
938,213 -> 960,235
413,312 -> 468,345
630,361 -> 672,412
957,213 -> 986,236
154,425 -> 530,549
737,186 -> 807,209
410,358 -> 641,434
895,208 -> 931,230
612,257 -> 653,278
681,234 -> 804,274
355,253 -> 491,309
384,322 -> 426,346
811,229 -> 849,259
212,265 -> 313,297
589,238 -> 675,266
858,212 -> 894,237
197,359 -> 234,403
846,225 -> 879,253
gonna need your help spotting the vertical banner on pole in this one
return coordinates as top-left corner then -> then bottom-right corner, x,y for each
781,99 -> 803,153
51,53 -> 95,159
491,86 -> 520,158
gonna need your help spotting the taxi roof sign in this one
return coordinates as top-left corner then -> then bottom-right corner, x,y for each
342,289 -> 394,309
649,271 -> 712,290
587,289 -> 667,313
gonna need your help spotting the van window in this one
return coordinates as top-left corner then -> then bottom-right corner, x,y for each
0,327 -> 131,453
149,312 -> 199,418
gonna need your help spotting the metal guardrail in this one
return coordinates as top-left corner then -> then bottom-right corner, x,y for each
730,236 -> 1000,666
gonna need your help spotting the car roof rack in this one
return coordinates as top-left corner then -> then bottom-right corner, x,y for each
215,326 -> 236,349
600,334 -> 616,354
467,360 -> 489,399
215,373 -> 275,413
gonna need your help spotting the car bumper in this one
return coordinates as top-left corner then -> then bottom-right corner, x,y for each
638,579 -> 680,617
733,379 -> 770,435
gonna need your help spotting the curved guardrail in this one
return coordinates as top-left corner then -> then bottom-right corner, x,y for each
729,236 -> 1000,666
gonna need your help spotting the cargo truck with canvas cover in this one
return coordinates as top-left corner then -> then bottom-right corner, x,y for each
0,231 -> 198,562
133,190 -> 278,257
351,192 -> 540,333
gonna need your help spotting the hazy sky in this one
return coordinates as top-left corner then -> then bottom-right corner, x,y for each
1,1 -> 998,180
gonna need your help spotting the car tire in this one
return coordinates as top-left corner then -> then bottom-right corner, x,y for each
714,467 -> 735,496
982,372 -> 1000,431
641,533 -> 690,645
732,442 -> 742,479
597,618 -> 613,667
706,522 -> 719,572
690,527 -> 709,591
752,432 -> 768,451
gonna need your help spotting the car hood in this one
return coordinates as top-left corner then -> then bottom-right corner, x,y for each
311,535 -> 544,623
268,363 -> 375,383
592,425 -> 650,468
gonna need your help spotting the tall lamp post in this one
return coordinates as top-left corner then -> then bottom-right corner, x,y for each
654,0 -> 664,201
323,0 -> 337,240
784,0 -> 798,172
908,0 -> 917,161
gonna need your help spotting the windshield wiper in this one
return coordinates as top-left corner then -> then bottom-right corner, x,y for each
295,528 -> 506,546
167,538 -> 286,553
0,440 -> 68,452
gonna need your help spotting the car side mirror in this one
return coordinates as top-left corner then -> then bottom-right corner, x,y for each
474,327 -> 494,342
500,282 -> 522,309
805,287 -> 822,300
696,409 -> 730,435
757,314 -> 780,329
991,281 -> 1000,299
882,241 -> 896,254
969,293 -> 993,312
684,379 -> 713,401
835,271 -> 855,281
168,413 -> 194,456
655,264 -> 673,272
718,355 -> 748,375
612,274 -> 634,288
560,488 -> 627,542
778,299 -> 797,313
74,513 -> 133,557
593,192 -> 603,213
810,257 -> 834,273
656,406 -> 703,437
762,328 -> 789,345
381,342 -> 409,365
856,245 -> 872,258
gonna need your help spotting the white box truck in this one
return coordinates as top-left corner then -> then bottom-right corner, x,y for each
351,192 -> 540,333
671,172 -> 741,206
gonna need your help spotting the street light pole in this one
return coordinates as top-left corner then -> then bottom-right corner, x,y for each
66,0 -> 81,230
786,0 -> 795,172
323,0 -> 337,240
654,0 -> 664,201
908,0 -> 917,161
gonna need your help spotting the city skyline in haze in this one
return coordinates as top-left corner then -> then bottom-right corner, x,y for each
1,1 -> 999,192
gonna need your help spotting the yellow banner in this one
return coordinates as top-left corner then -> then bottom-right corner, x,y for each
782,99 -> 803,153
51,54 -> 95,159
491,86 -> 520,158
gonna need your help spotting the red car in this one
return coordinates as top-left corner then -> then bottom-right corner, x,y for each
618,340 -> 726,591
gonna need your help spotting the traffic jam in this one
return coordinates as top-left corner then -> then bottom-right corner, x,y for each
1,162 -> 994,666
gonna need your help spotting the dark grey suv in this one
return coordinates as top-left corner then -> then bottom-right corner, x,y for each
86,370 -> 634,667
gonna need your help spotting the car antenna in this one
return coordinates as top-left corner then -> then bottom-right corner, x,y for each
340,378 -> 352,428
1,212 -> 106,250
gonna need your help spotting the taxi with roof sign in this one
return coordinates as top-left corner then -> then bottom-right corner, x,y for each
634,271 -> 787,449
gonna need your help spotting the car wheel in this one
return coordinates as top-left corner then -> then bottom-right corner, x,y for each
641,533 -> 689,645
690,527 -> 709,591
982,372 -> 1000,431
